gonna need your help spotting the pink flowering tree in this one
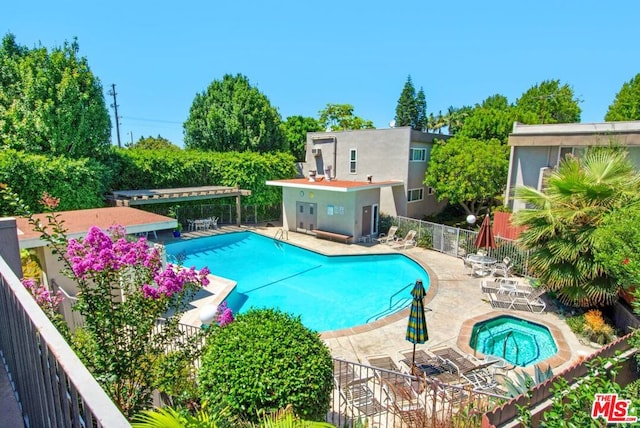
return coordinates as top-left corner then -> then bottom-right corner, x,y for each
1,186 -> 214,417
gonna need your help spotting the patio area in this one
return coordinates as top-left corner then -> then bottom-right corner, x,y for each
242,226 -> 595,376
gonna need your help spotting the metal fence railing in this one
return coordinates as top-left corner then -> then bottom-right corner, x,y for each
0,256 -> 129,427
391,216 -> 533,277
330,358 -> 506,428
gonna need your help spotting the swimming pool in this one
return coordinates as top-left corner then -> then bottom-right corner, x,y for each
165,231 -> 429,332
469,315 -> 558,367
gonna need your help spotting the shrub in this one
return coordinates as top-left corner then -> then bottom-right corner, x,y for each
565,314 -> 586,335
198,309 -> 333,423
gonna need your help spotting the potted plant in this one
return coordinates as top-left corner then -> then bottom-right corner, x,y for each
168,205 -> 182,237
172,222 -> 182,238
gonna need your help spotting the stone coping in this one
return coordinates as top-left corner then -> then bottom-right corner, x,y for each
457,311 -> 572,370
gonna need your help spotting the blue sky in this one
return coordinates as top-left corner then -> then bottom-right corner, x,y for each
4,1 -> 640,147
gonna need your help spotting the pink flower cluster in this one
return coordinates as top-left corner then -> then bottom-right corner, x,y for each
21,278 -> 63,309
66,225 -> 210,299
216,301 -> 234,327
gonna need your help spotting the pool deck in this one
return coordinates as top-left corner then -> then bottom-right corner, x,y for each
169,225 -> 596,376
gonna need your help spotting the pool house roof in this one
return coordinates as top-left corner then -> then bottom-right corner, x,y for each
106,186 -> 251,206
266,178 -> 403,192
16,207 -> 175,249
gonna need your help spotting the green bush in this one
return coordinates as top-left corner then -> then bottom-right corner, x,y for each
0,149 -> 109,213
565,314 -> 586,335
197,309 -> 333,423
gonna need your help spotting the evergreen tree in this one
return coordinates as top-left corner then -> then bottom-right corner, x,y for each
395,76 -> 427,130
605,73 -> 640,121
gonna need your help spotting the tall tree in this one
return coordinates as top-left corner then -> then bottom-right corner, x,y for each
515,79 -> 581,124
183,73 -> 286,152
512,148 -> 640,307
317,103 -> 374,131
424,136 -> 509,216
456,94 -> 515,143
0,34 -> 111,159
605,73 -> 640,121
127,135 -> 180,150
280,115 -> 322,161
394,76 -> 427,130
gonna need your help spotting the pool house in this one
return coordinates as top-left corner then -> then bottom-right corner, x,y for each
266,177 -> 402,243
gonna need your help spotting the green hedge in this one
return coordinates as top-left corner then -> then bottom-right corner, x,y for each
0,148 -> 298,215
106,149 -> 298,206
197,309 -> 333,423
0,149 -> 109,212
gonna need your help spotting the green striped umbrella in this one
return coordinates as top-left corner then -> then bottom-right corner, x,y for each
406,279 -> 429,370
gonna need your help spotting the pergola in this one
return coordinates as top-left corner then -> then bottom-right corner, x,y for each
106,186 -> 252,226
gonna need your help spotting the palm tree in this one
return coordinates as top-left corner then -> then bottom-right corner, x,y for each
512,148 -> 640,306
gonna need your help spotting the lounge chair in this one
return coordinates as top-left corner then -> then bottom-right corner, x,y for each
382,378 -> 424,422
481,278 -> 533,297
333,359 -> 357,389
431,347 -> 478,375
488,288 -> 546,313
392,230 -> 417,249
366,355 -> 401,381
376,226 -> 398,244
342,378 -> 384,417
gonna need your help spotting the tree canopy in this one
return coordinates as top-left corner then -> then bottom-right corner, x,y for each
424,136 -> 509,216
183,73 -> 286,152
127,135 -> 180,150
280,115 -> 322,161
457,95 -> 516,143
395,76 -> 427,130
0,33 -> 111,159
317,103 -> 374,131
605,73 -> 640,121
515,79 -> 581,124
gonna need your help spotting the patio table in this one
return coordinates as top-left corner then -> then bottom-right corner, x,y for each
467,254 -> 497,277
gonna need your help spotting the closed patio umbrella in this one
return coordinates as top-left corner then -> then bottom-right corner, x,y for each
406,279 -> 429,372
473,214 -> 496,252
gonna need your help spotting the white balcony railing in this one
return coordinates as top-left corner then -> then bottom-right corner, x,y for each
0,218 -> 129,427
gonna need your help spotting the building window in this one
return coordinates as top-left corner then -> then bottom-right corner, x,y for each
558,147 -> 574,163
349,149 -> 357,173
408,188 -> 424,202
410,148 -> 427,162
427,186 -> 435,195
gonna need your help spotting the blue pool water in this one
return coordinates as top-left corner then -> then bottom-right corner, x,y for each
165,231 -> 429,332
469,315 -> 558,367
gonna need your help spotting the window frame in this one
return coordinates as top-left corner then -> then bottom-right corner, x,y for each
349,149 -> 357,174
407,187 -> 424,202
409,148 -> 427,162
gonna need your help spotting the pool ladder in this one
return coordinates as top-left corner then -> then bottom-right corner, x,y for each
365,282 -> 415,323
274,228 -> 288,241
471,324 -> 520,365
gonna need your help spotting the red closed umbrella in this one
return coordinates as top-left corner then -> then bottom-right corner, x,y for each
473,214 -> 496,251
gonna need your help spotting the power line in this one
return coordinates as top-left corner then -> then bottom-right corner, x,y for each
121,116 -> 183,125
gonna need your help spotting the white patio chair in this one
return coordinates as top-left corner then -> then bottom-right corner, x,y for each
493,257 -> 512,278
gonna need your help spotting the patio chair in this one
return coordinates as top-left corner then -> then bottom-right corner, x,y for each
481,279 -> 532,297
398,349 -> 433,374
488,289 -> 546,313
462,256 -> 474,275
367,355 -> 401,381
392,230 -> 417,249
333,359 -> 357,389
493,257 -> 512,278
376,226 -> 398,244
431,347 -> 478,375
382,378 -> 424,420
342,378 -> 384,417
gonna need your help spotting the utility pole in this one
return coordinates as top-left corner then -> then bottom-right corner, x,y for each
109,84 -> 122,148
